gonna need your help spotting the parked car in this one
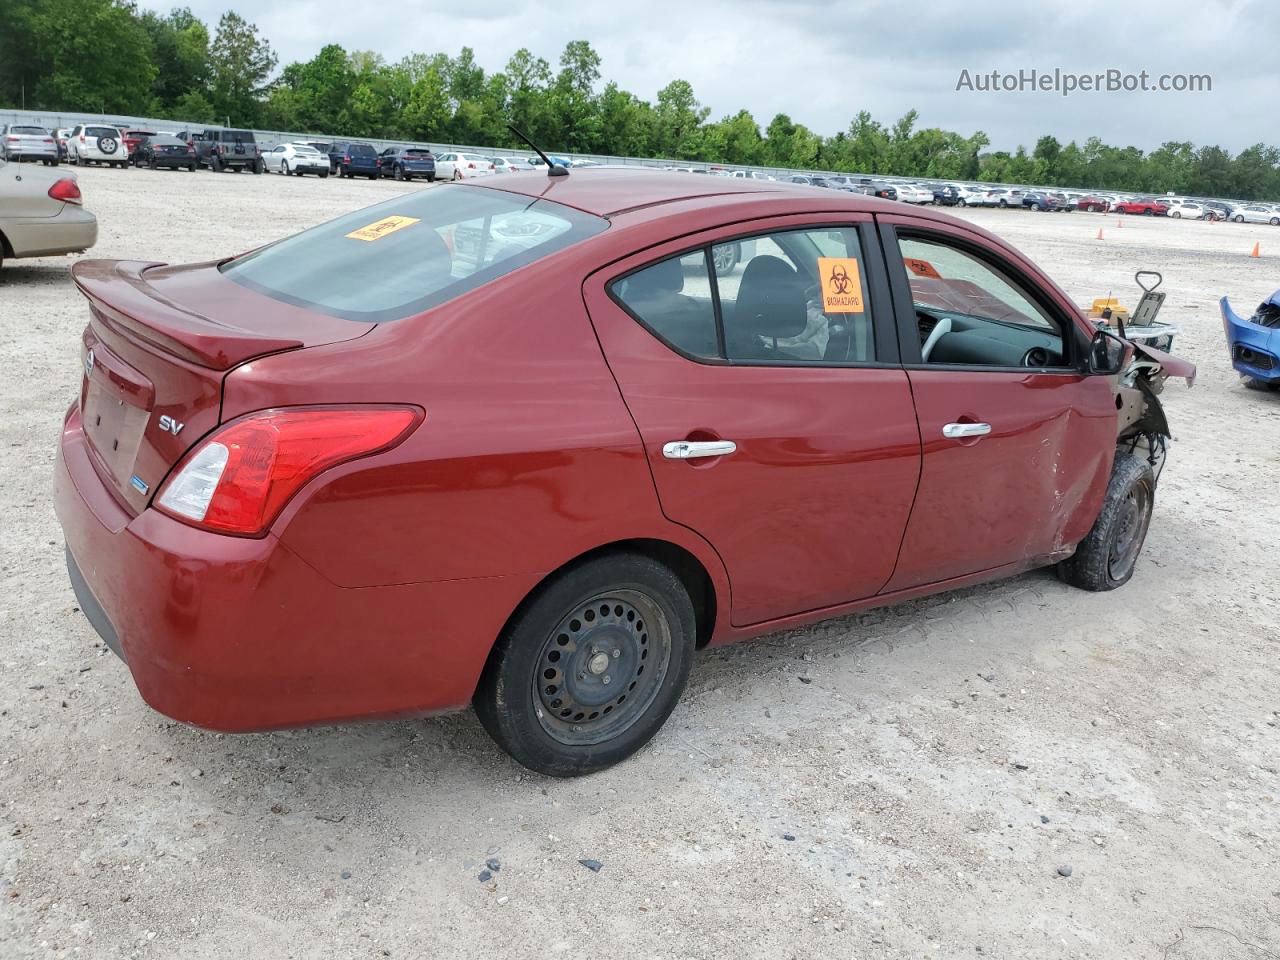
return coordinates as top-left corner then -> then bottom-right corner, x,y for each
66,124 -> 128,168
380,146 -> 436,181
1200,201 -> 1233,222
1076,195 -> 1112,212
122,130 -> 157,159
264,142 -> 330,178
1112,197 -> 1169,216
964,189 -> 1002,208
1229,204 -> 1280,225
330,142 -> 381,179
894,183 -> 933,204
985,188 -> 1025,208
132,134 -> 196,171
489,157 -> 522,175
187,129 -> 263,173
953,185 -> 987,206
932,185 -> 962,206
54,128 -> 71,160
435,152 -> 496,179
1169,202 -> 1205,219
0,158 -> 97,269
1221,289 -> 1280,390
730,170 -> 773,181
1,124 -> 60,165
51,170 -> 1194,776
1021,191 -> 1067,212
862,181 -> 898,201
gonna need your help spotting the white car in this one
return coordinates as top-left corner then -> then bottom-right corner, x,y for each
1168,202 -> 1205,219
490,157 -> 523,175
66,124 -> 128,168
1230,204 -> 1280,225
731,170 -> 774,181
893,183 -> 933,204
435,152 -> 495,180
263,142 -> 330,177
953,185 -> 988,205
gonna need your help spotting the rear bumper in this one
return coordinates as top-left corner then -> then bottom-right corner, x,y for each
55,404 -> 538,732
3,206 -> 97,258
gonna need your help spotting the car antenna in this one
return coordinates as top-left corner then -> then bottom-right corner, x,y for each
507,124 -> 568,177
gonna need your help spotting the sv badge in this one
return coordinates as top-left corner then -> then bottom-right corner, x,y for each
157,415 -> 185,436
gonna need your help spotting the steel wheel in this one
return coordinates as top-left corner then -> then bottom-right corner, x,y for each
1107,481 -> 1152,582
534,590 -> 672,746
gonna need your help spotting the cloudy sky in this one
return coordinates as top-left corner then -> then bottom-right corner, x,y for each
139,0 -> 1275,153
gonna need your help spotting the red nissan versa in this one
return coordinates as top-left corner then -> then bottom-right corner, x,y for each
54,169 -> 1194,776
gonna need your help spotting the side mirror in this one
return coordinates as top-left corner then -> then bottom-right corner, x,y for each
1088,327 -> 1127,375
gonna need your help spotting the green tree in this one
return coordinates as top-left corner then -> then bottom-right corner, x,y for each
207,11 -> 276,125
139,7 -> 209,113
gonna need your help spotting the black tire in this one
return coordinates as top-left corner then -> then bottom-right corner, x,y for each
474,553 -> 697,777
395,164 -> 405,181
1171,211 -> 1181,219
1234,215 -> 1244,223
187,163 -> 196,172
712,243 -> 739,275
1244,376 -> 1279,391
320,170 -> 329,179
210,155 -> 222,172
281,160 -> 290,176
427,173 -> 435,183
998,199 -> 1007,207
253,159 -> 263,174
148,157 -> 157,170
1270,218 -> 1279,226
1058,454 -> 1155,592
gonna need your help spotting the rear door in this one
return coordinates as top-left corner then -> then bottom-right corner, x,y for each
875,215 -> 1117,590
585,215 -> 921,627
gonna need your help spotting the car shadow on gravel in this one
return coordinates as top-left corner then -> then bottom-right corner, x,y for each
0,263 -> 75,286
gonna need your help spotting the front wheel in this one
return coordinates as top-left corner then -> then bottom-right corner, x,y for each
427,173 -> 435,183
474,553 -> 697,777
281,160 -> 290,176
452,168 -> 462,181
1058,454 -> 1155,592
957,198 -> 967,207
998,199 -> 1007,208
1234,215 -> 1245,223
1171,211 -> 1181,219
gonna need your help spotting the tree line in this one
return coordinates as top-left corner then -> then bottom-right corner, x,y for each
3,1 -> 1278,200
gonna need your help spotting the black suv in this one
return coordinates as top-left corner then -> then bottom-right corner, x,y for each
183,129 -> 263,173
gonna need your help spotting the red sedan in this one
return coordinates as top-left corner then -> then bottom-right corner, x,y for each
1112,197 -> 1170,216
54,170 -> 1193,775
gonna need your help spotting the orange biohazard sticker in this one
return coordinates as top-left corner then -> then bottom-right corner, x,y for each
345,215 -> 421,242
817,257 -> 865,313
904,257 -> 941,279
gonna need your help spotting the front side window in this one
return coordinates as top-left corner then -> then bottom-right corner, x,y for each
611,228 -> 875,365
897,235 -> 1068,368
224,188 -> 607,323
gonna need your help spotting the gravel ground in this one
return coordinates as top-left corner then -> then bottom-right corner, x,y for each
2,166 -> 1278,959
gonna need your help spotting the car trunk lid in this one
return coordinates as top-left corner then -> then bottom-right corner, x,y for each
71,259 -> 374,515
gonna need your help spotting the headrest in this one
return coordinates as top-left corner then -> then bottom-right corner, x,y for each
733,256 -> 806,340
626,257 -> 684,298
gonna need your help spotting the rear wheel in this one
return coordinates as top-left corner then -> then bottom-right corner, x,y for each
1171,211 -> 1181,219
452,168 -> 462,181
712,243 -> 740,275
1058,454 -> 1155,591
474,553 -> 697,777
998,199 -> 1007,208
1234,215 -> 1245,223
210,155 -> 222,172
395,164 -> 405,181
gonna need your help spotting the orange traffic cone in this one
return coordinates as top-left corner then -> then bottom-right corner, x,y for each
1251,242 -> 1261,258
1096,229 -> 1104,240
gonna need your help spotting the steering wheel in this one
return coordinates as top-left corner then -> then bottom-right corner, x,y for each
921,317 -> 952,362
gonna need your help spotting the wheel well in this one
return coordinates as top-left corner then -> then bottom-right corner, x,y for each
503,539 -> 718,652
0,228 -> 13,260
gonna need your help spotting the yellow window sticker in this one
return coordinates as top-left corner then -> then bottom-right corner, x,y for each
817,257 -> 865,313
345,215 -> 421,242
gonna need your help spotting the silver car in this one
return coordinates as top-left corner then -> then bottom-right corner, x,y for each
1,124 -> 60,165
0,157 -> 97,270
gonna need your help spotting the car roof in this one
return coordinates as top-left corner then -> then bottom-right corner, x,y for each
464,168 -> 847,216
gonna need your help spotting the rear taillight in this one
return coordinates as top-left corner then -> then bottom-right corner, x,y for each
467,162 -> 476,169
79,134 -> 86,142
48,178 -> 82,205
344,155 -> 351,162
156,406 -> 422,536
4,136 -> 18,142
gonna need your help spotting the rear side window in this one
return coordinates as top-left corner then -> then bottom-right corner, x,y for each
612,228 -> 875,364
223,188 -> 608,323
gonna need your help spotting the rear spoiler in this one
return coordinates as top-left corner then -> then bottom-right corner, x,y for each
71,259 -> 304,370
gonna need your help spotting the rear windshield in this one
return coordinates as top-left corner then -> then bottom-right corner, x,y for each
348,143 -> 376,157
291,144 -> 321,154
405,149 -> 432,156
222,187 -> 608,323
223,130 -> 255,142
86,126 -> 119,137
12,126 -> 47,134
151,136 -> 185,146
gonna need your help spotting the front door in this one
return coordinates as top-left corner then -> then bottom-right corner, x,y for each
584,217 -> 922,626
877,219 -> 1118,591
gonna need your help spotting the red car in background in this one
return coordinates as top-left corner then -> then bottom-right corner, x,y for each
53,170 -> 1193,776
122,130 -> 157,159
1077,195 -> 1112,212
1112,197 -> 1170,215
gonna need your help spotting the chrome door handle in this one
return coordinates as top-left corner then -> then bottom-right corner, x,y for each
662,440 -> 737,460
942,422 -> 991,439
